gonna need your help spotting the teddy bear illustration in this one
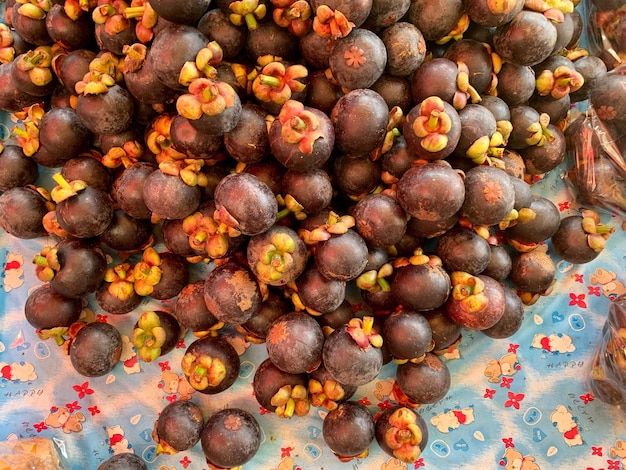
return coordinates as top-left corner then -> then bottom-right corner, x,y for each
610,438 -> 626,468
272,456 -> 301,470
120,335 -> 140,375
550,404 -> 583,446
380,457 -> 408,470
429,407 -> 475,433
106,425 -> 132,455
159,369 -> 196,400
1,252 -> 24,292
372,377 -> 418,407
484,352 -> 521,383
0,361 -> 37,382
531,333 -> 576,354
44,406 -> 85,434
499,448 -> 541,470
590,268 -> 626,300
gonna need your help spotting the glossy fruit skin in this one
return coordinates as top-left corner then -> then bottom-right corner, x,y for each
266,311 -> 325,374
482,286 -> 525,339
391,263 -> 451,312
150,252 -> 189,301
322,324 -> 383,386
0,145 -> 38,191
0,186 -> 48,239
96,282 -> 142,315
353,193 -> 407,249
70,322 -> 123,377
97,453 -> 147,470
323,401 -> 375,459
154,400 -> 204,453
142,170 -> 202,221
114,162 -> 158,220
446,274 -> 506,331
203,262 -> 261,324
56,185 -> 114,239
395,353 -> 451,405
505,195 -> 561,244
329,28 -> 387,90
253,357 -> 308,412
315,229 -> 369,282
382,310 -> 433,361
173,281 -> 221,333
436,227 -> 491,275
510,248 -> 556,294
76,85 -> 134,136
24,284 -> 83,331
200,408 -> 261,469
551,215 -> 602,264
461,165 -> 515,226
50,239 -> 108,299
295,264 -> 346,315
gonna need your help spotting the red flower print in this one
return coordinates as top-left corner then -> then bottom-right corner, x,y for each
608,460 -> 621,469
573,274 -> 584,283
88,406 -> 100,416
260,406 -> 271,415
414,458 -> 425,468
166,395 -> 177,403
66,401 -> 81,413
176,338 -> 186,349
179,456 -> 191,469
158,361 -> 170,371
377,399 -> 393,411
500,377 -> 513,389
73,382 -> 94,399
580,393 -> 594,404
502,437 -> 514,448
508,343 -> 520,353
588,286 -> 601,296
484,389 -> 496,399
96,314 -> 108,322
351,303 -> 363,313
569,293 -> 587,308
558,201 -> 570,211
33,421 -> 47,432
504,392 -> 524,409
591,446 -> 603,456
358,397 -> 371,406
281,447 -> 293,458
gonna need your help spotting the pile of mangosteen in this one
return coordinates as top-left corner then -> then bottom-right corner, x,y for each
0,0 -> 623,467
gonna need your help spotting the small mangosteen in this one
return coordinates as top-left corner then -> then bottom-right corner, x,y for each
0,186 -> 49,239
97,453 -> 147,470
375,406 -> 429,463
323,400 -> 375,462
24,284 -> 82,345
181,335 -> 241,394
436,227 -> 491,275
391,257 -> 451,312
395,353 -> 451,405
446,272 -> 506,331
308,363 -> 358,411
131,310 -> 181,362
382,310 -> 433,363
253,357 -> 310,418
461,165 -> 515,227
551,210 -> 615,264
152,400 -> 204,456
482,286 -> 525,339
69,322 -> 123,377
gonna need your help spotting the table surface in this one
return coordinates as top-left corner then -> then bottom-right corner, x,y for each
0,127 -> 625,470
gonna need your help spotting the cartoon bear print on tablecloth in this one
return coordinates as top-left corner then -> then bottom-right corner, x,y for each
0,361 -> 37,382
158,368 -> 195,400
1,252 -> 24,292
430,407 -> 475,433
610,438 -> 626,468
44,406 -> 85,434
531,333 -> 576,354
106,424 -> 133,455
484,352 -> 521,384
499,447 -> 541,470
120,336 -> 140,375
550,404 -> 583,446
589,268 -> 626,300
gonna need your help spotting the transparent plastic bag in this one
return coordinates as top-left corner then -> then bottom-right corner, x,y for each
588,294 -> 626,406
0,438 -> 66,470
564,105 -> 626,216
586,0 -> 626,68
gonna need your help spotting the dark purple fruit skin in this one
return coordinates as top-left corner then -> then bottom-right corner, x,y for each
281,168 -> 333,215
114,162 -> 158,219
253,357 -> 308,412
436,227 -> 491,275
329,28 -> 387,90
482,244 -> 513,282
0,62 -> 40,113
95,282 -> 142,315
70,322 -> 123,377
551,215 -> 602,264
463,0 -> 523,27
510,249 -> 556,294
50,239 -> 108,299
204,262 -> 261,324
380,21 -> 426,77
0,145 -> 38,190
214,172 -> 278,236
99,209 -> 152,252
142,170 -> 202,220
315,229 -> 369,282
76,85 -> 134,136
154,400 -> 204,453
56,185 -> 114,239
24,284 -> 83,331
424,307 -> 462,351
174,281 -> 220,333
493,10 -> 558,67
39,107 -> 92,161
482,287 -> 525,339
224,103 -> 270,164
309,363 -> 357,406
266,311 -> 325,374
382,310 -> 433,361
150,252 -> 189,301
395,353 -> 451,404
505,195 -> 560,244
322,324 -> 383,387
375,406 -> 429,461
403,100 -> 462,161
61,156 -> 112,194
183,336 -> 241,394
295,264 -> 346,315
391,263 -> 451,312
353,193 -> 407,249
97,453 -> 147,470
323,401 -> 375,459
405,0 -> 464,41
461,165 -> 515,226
169,116 -> 222,158
0,186 -> 48,239
200,408 -> 261,468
